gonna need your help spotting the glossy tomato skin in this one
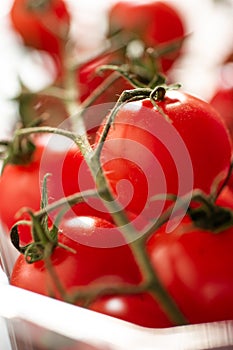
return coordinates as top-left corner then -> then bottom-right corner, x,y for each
96,90 -> 231,222
90,293 -> 172,328
108,0 -> 185,72
10,216 -> 142,300
146,216 -> 233,324
10,0 -> 70,76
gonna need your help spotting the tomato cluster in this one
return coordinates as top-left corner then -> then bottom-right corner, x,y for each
1,0 -> 233,331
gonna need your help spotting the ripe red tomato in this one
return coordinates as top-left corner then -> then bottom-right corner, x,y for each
108,0 -> 185,73
96,90 -> 231,222
10,0 -> 70,76
146,214 -> 233,324
10,216 -> 142,300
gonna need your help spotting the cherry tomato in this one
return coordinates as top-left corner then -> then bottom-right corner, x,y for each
96,90 -> 231,222
10,216 -> 142,299
108,0 -> 185,72
146,214 -> 233,324
10,0 -> 70,76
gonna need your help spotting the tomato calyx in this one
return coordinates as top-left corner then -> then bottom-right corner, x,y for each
186,167 -> 233,233
91,31 -> 185,93
95,40 -> 184,91
10,174 -> 74,263
2,135 -> 36,169
188,198 -> 233,233
96,53 -> 166,90
186,162 -> 233,233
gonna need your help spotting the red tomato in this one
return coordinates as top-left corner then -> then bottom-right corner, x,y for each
90,293 -> 172,328
10,216 -> 142,300
10,0 -> 70,76
146,214 -> 233,324
0,134 -> 111,244
96,90 -> 231,223
108,0 -> 185,72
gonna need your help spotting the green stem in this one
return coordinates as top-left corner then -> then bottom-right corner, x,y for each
34,188 -> 99,219
131,237 -> 187,325
84,157 -> 188,325
15,125 -> 76,141
148,35 -> 187,59
14,125 -> 93,157
44,253 -> 68,301
68,281 -> 147,305
97,64 -> 146,88
80,71 -> 122,112
212,160 -> 233,202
